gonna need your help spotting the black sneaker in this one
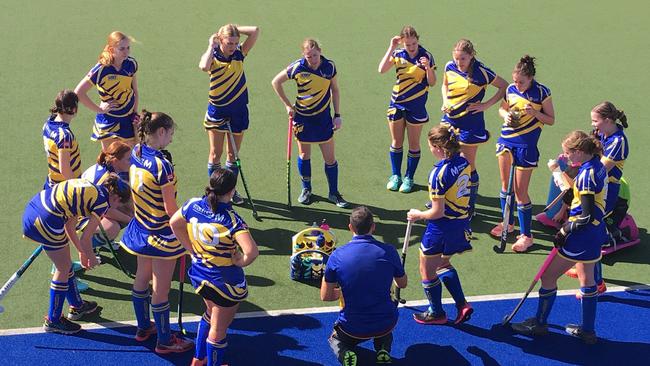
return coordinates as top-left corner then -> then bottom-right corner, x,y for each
43,316 -> 82,334
342,350 -> 357,366
67,300 -> 99,321
298,188 -> 312,205
376,349 -> 392,364
565,324 -> 597,344
328,192 -> 350,208
413,311 -> 448,325
231,190 -> 244,205
511,317 -> 549,336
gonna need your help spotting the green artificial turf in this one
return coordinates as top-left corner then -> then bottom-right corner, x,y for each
1,0 -> 648,329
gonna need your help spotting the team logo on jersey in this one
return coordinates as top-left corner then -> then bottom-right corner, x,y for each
300,72 -> 311,78
107,75 -> 117,80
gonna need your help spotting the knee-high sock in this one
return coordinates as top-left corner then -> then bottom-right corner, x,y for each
594,261 -> 603,285
422,278 -> 444,316
207,163 -> 221,179
469,170 -> 479,214
437,266 -> 466,306
206,338 -> 227,366
297,158 -> 312,190
581,286 -> 598,332
517,202 -> 533,237
499,190 -> 515,225
405,150 -> 421,179
132,288 -> 151,330
195,311 -> 211,360
324,161 -> 339,195
66,266 -> 83,308
535,287 -> 557,325
152,301 -> 171,345
389,146 -> 403,177
225,161 -> 239,179
48,280 -> 68,322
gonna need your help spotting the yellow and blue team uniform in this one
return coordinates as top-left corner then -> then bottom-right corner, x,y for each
287,56 -> 343,196
42,116 -> 81,189
496,81 -> 552,169
387,46 -> 434,182
22,179 -> 109,324
181,197 -> 249,364
531,156 -> 607,335
387,46 -> 434,124
496,81 -> 552,238
599,128 -> 628,214
441,60 -> 497,145
421,153 -> 472,256
287,56 -> 337,144
85,57 -> 138,141
323,235 -> 404,344
203,45 -> 250,134
120,144 -> 184,259
420,153 -> 473,319
23,179 -> 111,250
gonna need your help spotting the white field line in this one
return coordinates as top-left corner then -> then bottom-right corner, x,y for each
1,285 -> 647,336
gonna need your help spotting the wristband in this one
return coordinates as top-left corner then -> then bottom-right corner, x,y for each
334,113 -> 341,118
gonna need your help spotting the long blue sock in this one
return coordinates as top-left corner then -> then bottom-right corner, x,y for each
297,158 -> 312,190
535,287 -> 557,325
437,266 -> 466,306
405,150 -> 421,179
66,266 -> 83,308
132,288 -> 151,330
324,161 -> 339,195
499,190 -> 515,225
225,161 -> 239,179
207,163 -> 221,178
49,280 -> 68,322
469,170 -> 479,214
517,202 -> 533,237
594,261 -> 603,285
206,338 -> 227,366
389,146 -> 403,177
152,301 -> 171,344
581,286 -> 598,332
195,311 -> 211,360
422,278 -> 444,316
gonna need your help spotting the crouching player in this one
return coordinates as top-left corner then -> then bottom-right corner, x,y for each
407,125 -> 473,325
511,131 -> 607,344
320,206 -> 407,365
170,168 -> 259,366
22,175 -> 129,333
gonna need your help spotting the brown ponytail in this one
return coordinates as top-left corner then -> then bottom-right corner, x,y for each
205,168 -> 237,213
136,110 -> 175,157
562,130 -> 603,156
592,101 -> 628,128
49,89 -> 78,116
514,55 -> 536,78
428,124 -> 461,158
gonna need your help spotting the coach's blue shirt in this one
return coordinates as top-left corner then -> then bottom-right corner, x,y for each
324,234 -> 405,337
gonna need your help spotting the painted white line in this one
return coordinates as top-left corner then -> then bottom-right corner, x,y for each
1,285 -> 647,336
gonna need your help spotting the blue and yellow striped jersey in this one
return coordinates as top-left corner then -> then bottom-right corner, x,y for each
208,45 -> 248,108
81,163 -> 115,185
390,46 -> 434,105
85,57 -> 138,117
42,116 -> 81,188
599,128 -> 628,184
181,198 -> 249,268
569,156 -> 607,224
428,154 -> 472,220
287,56 -> 337,117
37,179 -> 110,221
129,144 -> 176,232
443,60 -> 496,119
499,81 -> 551,146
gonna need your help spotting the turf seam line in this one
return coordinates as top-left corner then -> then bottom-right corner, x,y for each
1,285 -> 647,336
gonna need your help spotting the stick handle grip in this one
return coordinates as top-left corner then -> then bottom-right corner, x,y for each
286,116 -> 293,160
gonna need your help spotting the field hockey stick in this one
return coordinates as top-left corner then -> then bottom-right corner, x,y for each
0,245 -> 44,313
177,255 -> 187,335
493,160 -> 516,253
542,189 -> 569,213
501,247 -> 558,326
225,121 -> 260,220
97,222 -> 134,278
395,220 -> 413,305
286,115 -> 294,209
